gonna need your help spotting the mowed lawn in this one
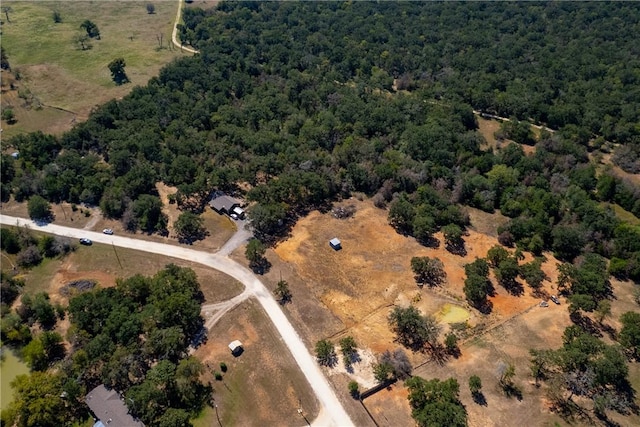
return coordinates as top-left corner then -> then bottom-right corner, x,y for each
1,1 -> 192,135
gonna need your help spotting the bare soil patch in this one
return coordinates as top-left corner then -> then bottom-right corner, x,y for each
193,298 -> 319,427
262,197 -> 573,425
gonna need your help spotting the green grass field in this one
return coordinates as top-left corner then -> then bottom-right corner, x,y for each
1,0 -> 192,136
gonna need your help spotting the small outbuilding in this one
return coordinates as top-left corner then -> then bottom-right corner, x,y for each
329,238 -> 342,250
228,340 -> 243,356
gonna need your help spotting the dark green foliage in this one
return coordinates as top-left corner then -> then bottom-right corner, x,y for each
463,258 -> 492,310
339,336 -> 358,368
388,306 -> 441,351
315,339 -> 337,367
80,19 -> 100,38
274,279 -> 292,304
406,377 -> 467,427
108,58 -> 130,85
519,259 -> 546,290
468,375 -> 482,394
1,271 -> 23,309
410,256 -> 446,287
1,228 -> 20,254
60,265 -> 209,425
245,238 -> 268,273
348,380 -> 360,398
173,211 -> 205,243
3,372 -> 72,427
619,311 -> 640,358
494,256 -> 520,291
27,195 -> 52,221
131,194 -> 168,234
557,253 -> 610,311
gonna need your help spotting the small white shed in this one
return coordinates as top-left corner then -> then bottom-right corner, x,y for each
228,340 -> 243,355
329,238 -> 342,250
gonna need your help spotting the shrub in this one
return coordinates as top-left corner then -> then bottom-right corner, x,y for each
348,381 -> 360,398
16,246 -> 43,268
220,362 -> 227,372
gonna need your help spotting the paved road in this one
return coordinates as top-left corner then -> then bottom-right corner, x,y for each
0,214 -> 353,427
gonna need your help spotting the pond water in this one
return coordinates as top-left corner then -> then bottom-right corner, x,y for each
437,303 -> 471,324
1,348 -> 30,410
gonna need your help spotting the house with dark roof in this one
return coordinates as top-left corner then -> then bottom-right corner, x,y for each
85,384 -> 144,427
209,194 -> 242,215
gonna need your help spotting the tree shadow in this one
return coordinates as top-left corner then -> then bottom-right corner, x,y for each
445,242 -> 467,256
503,280 -> 524,297
569,312 -> 603,337
474,299 -> 493,315
502,383 -> 523,401
472,391 -> 487,406
417,236 -> 440,249
250,258 -> 272,275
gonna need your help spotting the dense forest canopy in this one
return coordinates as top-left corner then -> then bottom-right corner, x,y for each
1,2 -> 639,275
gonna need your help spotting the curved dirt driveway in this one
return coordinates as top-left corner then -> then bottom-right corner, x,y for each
0,214 -> 353,427
172,0 -> 199,54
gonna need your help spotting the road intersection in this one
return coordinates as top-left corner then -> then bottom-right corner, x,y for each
0,214 -> 354,427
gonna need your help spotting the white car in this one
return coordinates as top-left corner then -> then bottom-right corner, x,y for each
102,228 -> 114,235
230,213 -> 239,220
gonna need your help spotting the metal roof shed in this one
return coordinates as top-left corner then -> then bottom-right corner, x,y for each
228,340 -> 243,355
329,238 -> 342,250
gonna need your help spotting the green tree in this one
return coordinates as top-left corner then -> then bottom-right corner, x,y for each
4,372 -> 71,427
410,256 -> 446,287
173,211 -> 206,243
348,381 -> 360,398
519,259 -> 545,290
52,10 -> 62,23
108,58 -> 130,85
80,20 -> 100,38
2,107 -> 16,123
274,279 -> 292,304
445,332 -> 459,355
339,336 -> 358,368
389,194 -> 414,234
486,245 -> 509,268
442,223 -> 465,254
315,339 -> 337,367
146,3 -> 156,14
158,409 -> 192,427
245,238 -> 268,272
619,311 -> 640,358
495,256 -> 520,291
131,194 -> 168,234
594,300 -> 611,325
27,195 -> 52,221
406,377 -> 467,427
373,360 -> 394,383
468,375 -> 482,399
388,306 -> 441,351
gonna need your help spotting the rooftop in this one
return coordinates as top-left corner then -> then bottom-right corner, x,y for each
209,194 -> 241,211
85,385 -> 144,427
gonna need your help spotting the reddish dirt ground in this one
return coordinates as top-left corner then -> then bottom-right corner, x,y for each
261,198 -> 588,426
